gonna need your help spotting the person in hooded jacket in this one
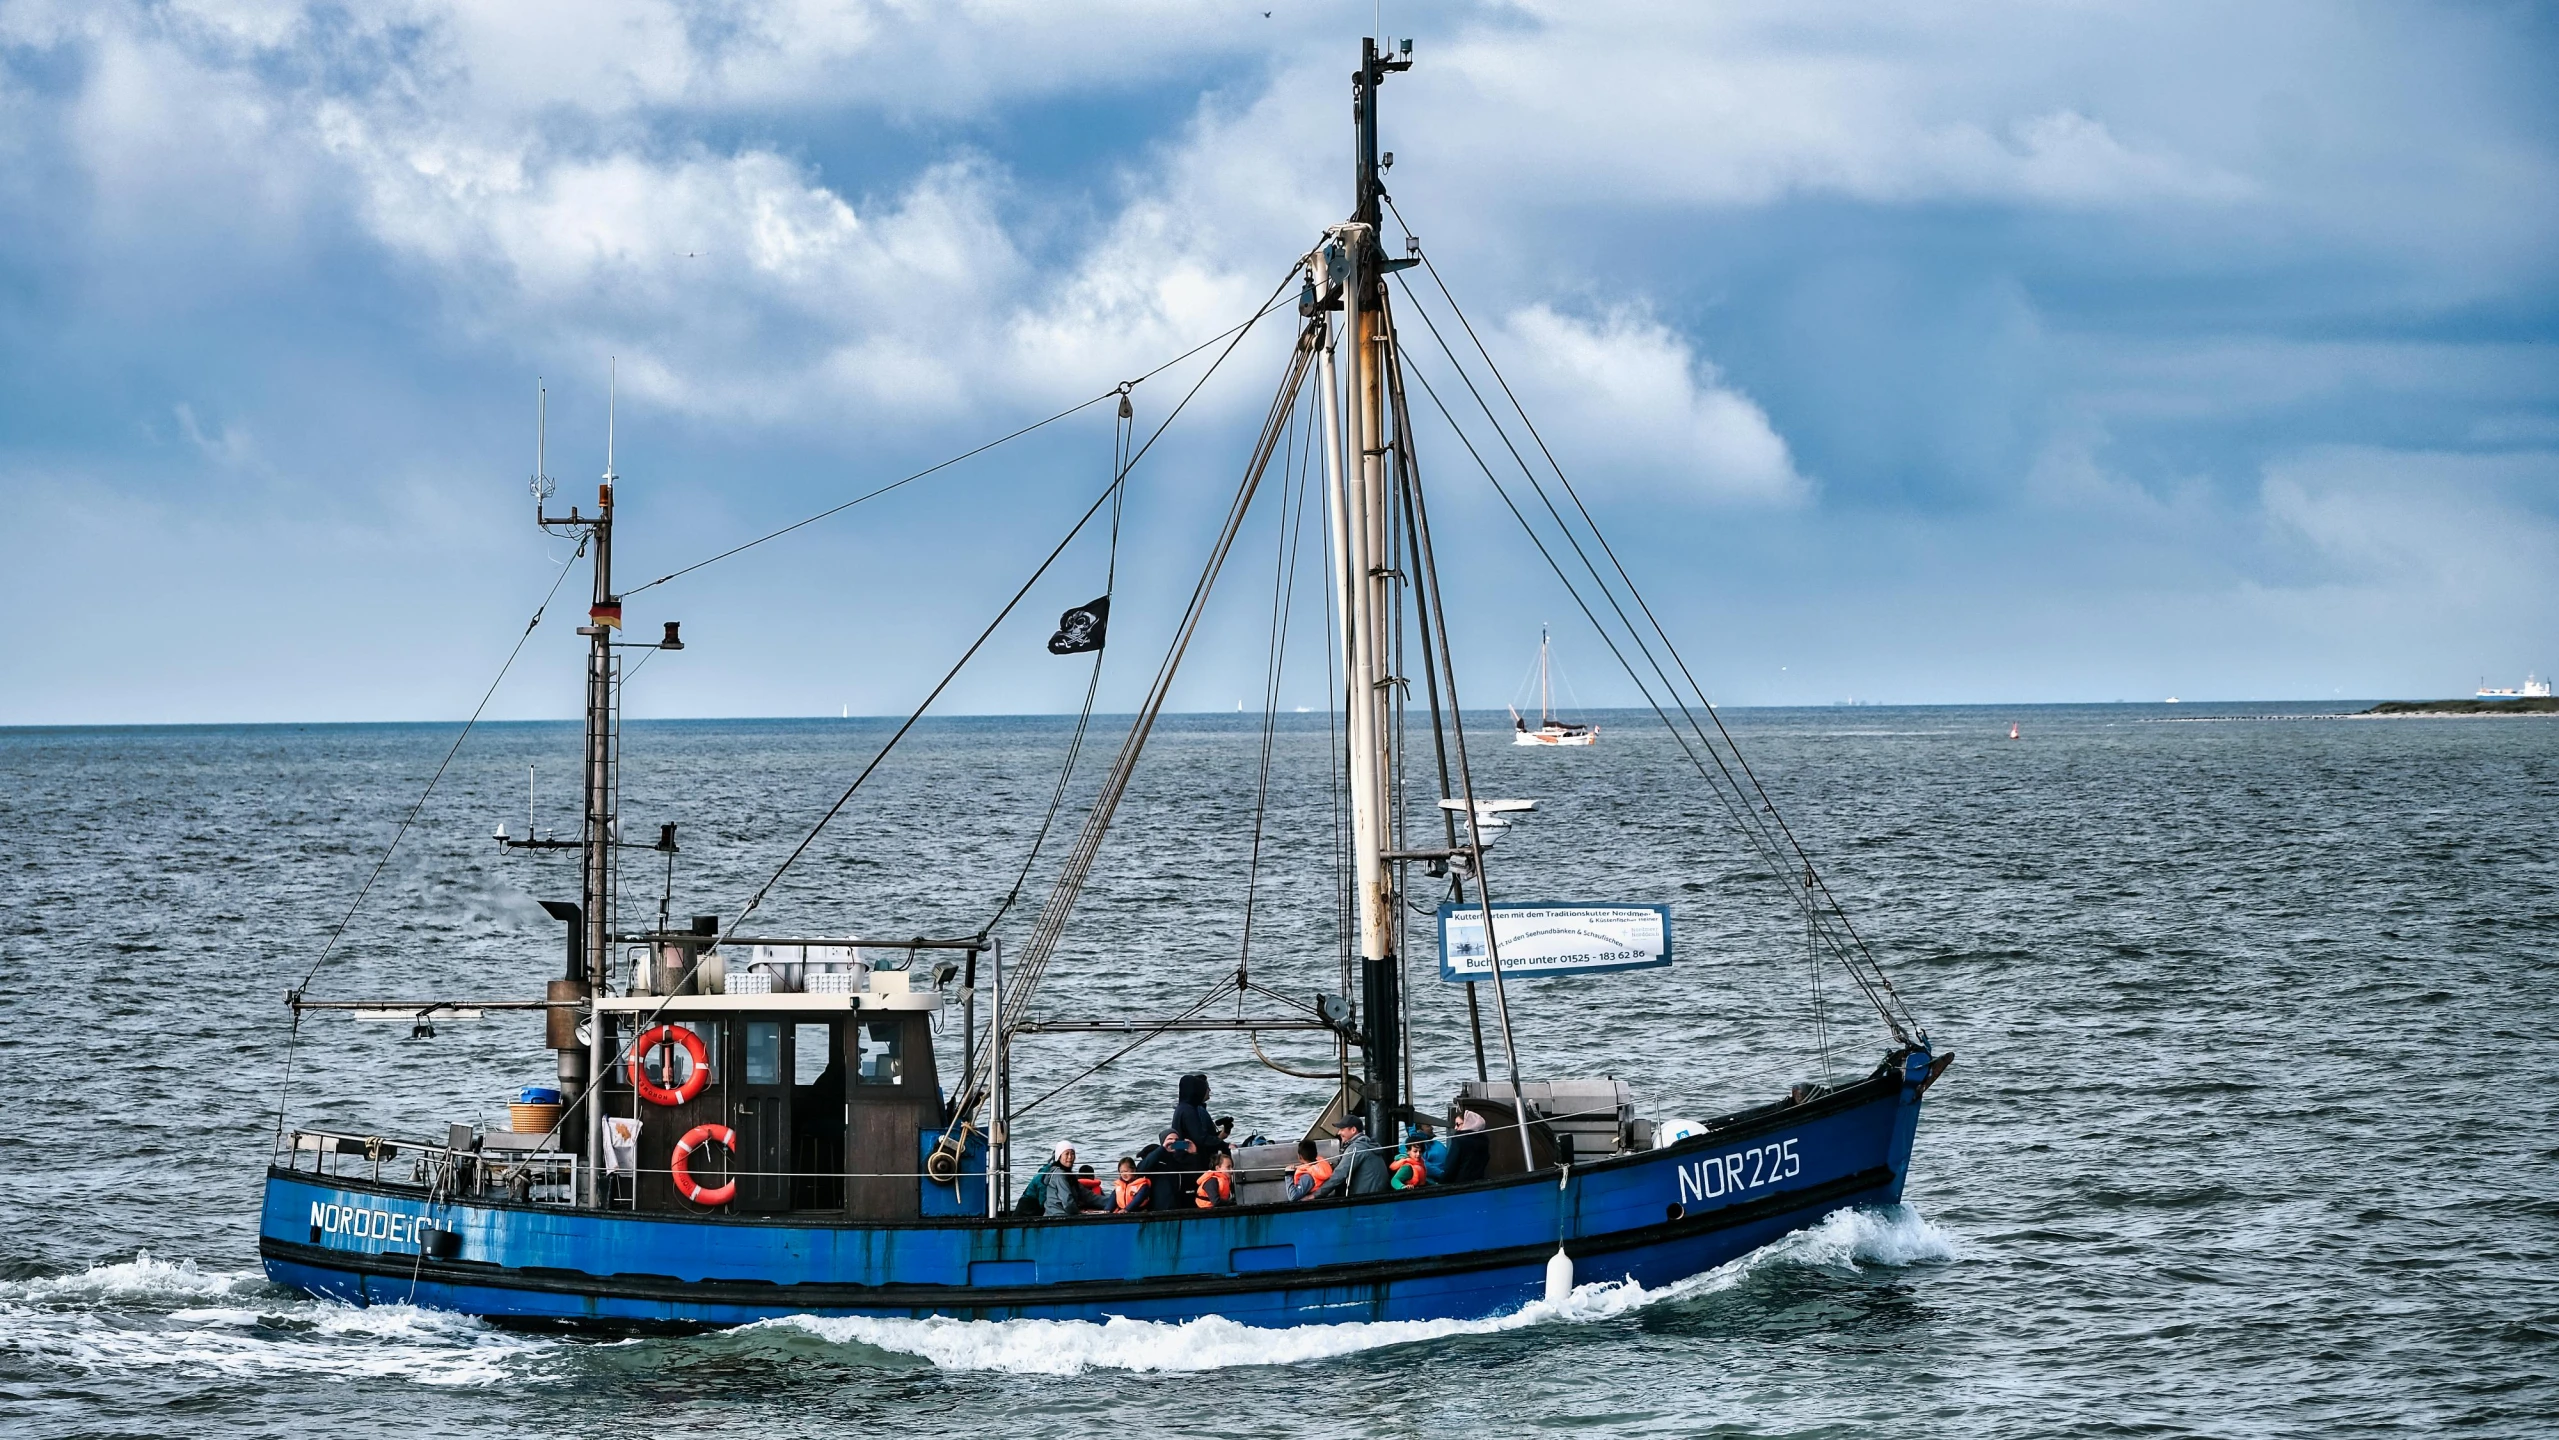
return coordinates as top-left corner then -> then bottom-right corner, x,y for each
1170,1073 -> 1225,1202
1135,1129 -> 1194,1210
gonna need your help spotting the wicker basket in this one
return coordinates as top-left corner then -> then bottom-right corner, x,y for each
508,1101 -> 565,1135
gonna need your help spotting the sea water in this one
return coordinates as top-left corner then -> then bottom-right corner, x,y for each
1,704 -> 2552,1436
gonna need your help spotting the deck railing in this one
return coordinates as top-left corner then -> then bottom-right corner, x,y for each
276,1127 -> 582,1207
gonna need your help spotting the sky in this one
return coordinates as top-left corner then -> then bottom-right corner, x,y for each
1,0 -> 2554,724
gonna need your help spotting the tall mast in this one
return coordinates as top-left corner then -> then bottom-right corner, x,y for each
1540,625 -> 1552,725
1337,35 -> 1411,1144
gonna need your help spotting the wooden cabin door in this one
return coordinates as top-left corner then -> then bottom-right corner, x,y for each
732,1020 -> 790,1212
788,1021 -> 847,1211
844,1016 -> 935,1219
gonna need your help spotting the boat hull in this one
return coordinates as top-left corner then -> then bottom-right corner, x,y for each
1513,729 -> 1597,746
259,1052 -> 1941,1330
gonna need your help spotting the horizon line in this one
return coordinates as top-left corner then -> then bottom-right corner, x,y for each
0,698 -> 2437,730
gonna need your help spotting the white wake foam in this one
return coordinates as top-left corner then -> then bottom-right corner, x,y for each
0,1251 -> 543,1387
770,1202 -> 1955,1375
0,1251 -> 264,1306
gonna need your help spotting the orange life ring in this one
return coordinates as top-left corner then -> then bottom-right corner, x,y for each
671,1122 -> 737,1206
629,1024 -> 710,1106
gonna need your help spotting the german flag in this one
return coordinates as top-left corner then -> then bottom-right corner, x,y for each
590,599 -> 623,630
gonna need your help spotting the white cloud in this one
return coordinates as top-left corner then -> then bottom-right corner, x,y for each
1468,305 -> 1806,505
0,0 -> 2304,427
2261,447 -> 2559,596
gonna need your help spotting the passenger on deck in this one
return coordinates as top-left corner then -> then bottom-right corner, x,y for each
1042,1143 -> 1102,1216
1447,1110 -> 1491,1184
1109,1156 -> 1152,1213
1390,1136 -> 1428,1190
1194,1151 -> 1238,1208
1077,1163 -> 1103,1207
1312,1119 -> 1388,1198
1285,1139 -> 1334,1201
1171,1074 -> 1226,1200
1416,1122 -> 1451,1182
1137,1129 -> 1193,1210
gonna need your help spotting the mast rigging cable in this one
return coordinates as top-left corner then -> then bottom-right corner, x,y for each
1383,231 -> 1918,1041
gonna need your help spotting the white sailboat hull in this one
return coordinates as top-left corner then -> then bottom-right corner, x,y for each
1514,725 -> 1598,746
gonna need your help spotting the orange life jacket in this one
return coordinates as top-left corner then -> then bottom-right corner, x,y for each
1289,1157 -> 1333,1188
1390,1154 -> 1425,1189
1194,1170 -> 1235,1207
1111,1176 -> 1151,1211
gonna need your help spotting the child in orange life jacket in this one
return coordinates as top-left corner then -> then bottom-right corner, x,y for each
1194,1151 -> 1239,1208
1285,1139 -> 1333,1201
1390,1137 -> 1428,1190
1109,1156 -> 1153,1213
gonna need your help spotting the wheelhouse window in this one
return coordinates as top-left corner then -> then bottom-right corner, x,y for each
855,1021 -> 903,1085
744,1022 -> 782,1086
793,1023 -> 832,1085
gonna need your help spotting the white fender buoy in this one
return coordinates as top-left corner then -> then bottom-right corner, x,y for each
1545,1246 -> 1574,1303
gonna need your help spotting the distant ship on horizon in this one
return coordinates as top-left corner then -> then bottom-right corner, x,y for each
2475,674 -> 2551,700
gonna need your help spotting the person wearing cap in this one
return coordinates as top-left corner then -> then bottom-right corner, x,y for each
1041,1142 -> 1101,1216
1311,1118 -> 1388,1198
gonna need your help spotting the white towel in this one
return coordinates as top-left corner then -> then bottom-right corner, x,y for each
603,1116 -> 642,1175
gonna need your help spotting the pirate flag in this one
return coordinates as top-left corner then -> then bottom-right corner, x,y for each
1047,595 -> 1109,655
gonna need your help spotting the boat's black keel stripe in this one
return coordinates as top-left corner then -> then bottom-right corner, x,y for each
261,1166 -> 1894,1315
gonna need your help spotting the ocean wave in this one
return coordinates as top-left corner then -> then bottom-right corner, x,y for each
763,1202 -> 1955,1376
0,1251 -> 266,1307
0,1252 -> 540,1387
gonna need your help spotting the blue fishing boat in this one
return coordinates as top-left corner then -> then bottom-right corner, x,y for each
260,37 -> 1945,1331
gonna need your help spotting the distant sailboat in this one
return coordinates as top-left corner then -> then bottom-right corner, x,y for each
2008,722 -> 2019,741
1511,626 -> 1597,746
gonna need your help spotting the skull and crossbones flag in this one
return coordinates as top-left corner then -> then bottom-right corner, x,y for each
1046,596 -> 1109,655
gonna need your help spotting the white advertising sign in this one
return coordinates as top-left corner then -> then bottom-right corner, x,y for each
1437,902 -> 1672,981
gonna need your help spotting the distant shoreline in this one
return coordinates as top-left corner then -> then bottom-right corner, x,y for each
2358,697 -> 2559,717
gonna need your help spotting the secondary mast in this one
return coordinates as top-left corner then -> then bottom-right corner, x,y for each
536,371 -> 622,1205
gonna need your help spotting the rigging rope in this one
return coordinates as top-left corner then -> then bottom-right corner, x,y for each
955,321 -> 1323,1122
1405,250 -> 1917,1034
273,537 -> 588,1142
979,397 -> 1131,938
717,270 -> 1301,947
1383,233 -> 1919,1041
624,284 -> 1298,599
715,474 -> 1128,945
1237,369 -> 1319,980
295,538 -> 587,997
